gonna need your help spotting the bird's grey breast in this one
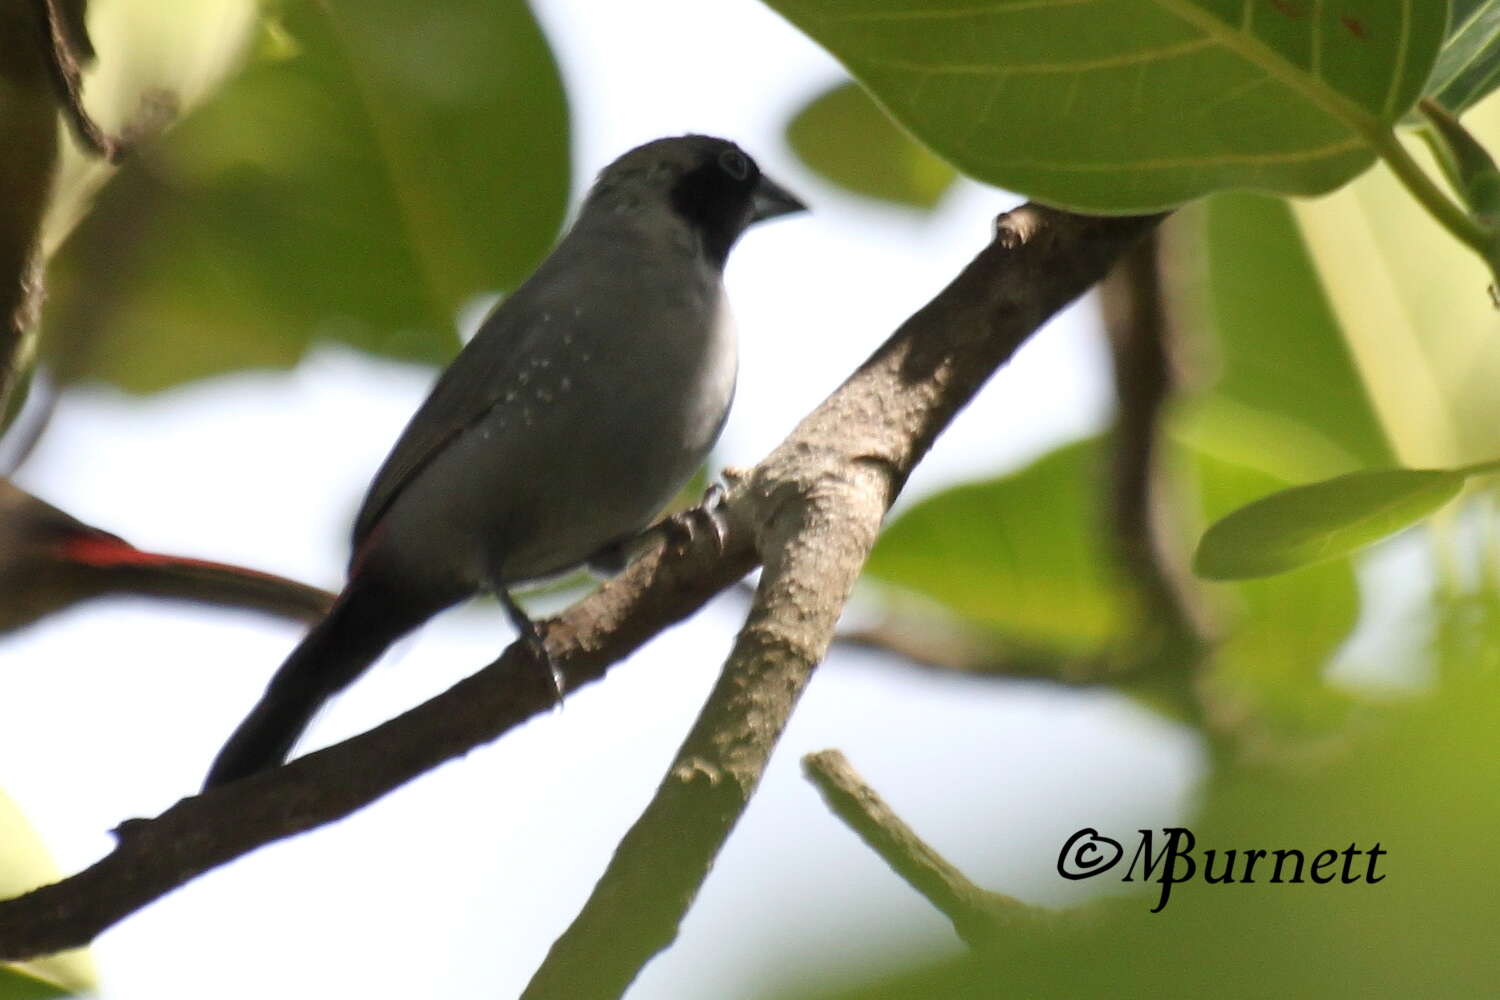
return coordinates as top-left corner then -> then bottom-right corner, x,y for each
359,216 -> 738,588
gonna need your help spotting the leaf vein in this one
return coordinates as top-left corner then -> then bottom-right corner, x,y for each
864,35 -> 1214,75
811,0 -> 1097,23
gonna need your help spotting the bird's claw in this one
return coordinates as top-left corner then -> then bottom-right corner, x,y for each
665,483 -> 729,555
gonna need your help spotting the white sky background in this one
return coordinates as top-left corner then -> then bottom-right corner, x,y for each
3,1 -> 1204,997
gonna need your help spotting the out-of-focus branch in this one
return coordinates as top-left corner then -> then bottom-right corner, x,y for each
0,480 -> 334,631
0,5 -> 62,423
0,1 -> 118,431
837,613 -> 1119,685
803,749 -> 1046,947
522,205 -> 1163,1000
36,0 -> 121,161
1097,228 -> 1205,669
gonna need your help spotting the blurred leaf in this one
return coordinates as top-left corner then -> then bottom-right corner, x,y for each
1189,452 -> 1360,734
42,0 -> 262,255
1292,100 -> 1500,470
865,440 -> 1127,654
1173,193 -> 1393,483
1420,0 -> 1500,116
1194,467 -> 1463,580
0,968 -> 71,1000
43,0 -> 570,392
786,81 -> 956,208
761,0 -> 1443,211
0,792 -> 95,996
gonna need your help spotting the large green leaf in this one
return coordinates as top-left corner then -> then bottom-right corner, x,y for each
1422,0 -> 1500,114
786,80 -> 957,208
43,0 -> 569,392
0,792 -> 95,996
1194,467 -> 1464,579
865,440 -> 1128,654
761,0 -> 1445,211
1174,193 -> 1394,483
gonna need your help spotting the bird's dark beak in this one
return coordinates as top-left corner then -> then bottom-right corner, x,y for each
751,174 -> 808,222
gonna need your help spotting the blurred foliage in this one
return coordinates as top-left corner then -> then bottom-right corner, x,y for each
1185,453 -> 1361,739
764,0 -> 1443,211
0,792 -> 95,997
785,81 -> 956,209
1294,100 -> 1500,470
41,0 -> 570,392
40,0 -> 262,258
783,636 -> 1500,999
866,440 -> 1124,656
1195,467 -> 1466,580
1173,192 -> 1393,484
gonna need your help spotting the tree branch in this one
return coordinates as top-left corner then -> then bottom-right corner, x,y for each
802,749 -> 1043,948
0,530 -> 757,959
522,205 -> 1163,1000
0,204 -> 1160,968
0,480 -> 336,632
1097,227 -> 1204,664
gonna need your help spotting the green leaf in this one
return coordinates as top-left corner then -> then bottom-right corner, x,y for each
1189,452 -> 1359,732
1173,193 -> 1394,483
786,80 -> 957,208
1194,467 -> 1464,579
0,791 -> 95,996
865,440 -> 1127,654
43,0 -> 569,392
1421,0 -> 1500,115
762,0 -> 1446,211
1417,97 -> 1500,216
1292,108 -> 1500,470
41,0 -> 262,256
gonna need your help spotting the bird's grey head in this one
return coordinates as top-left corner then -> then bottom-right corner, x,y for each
583,135 -> 806,269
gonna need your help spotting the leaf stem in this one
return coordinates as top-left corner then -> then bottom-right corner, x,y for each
1368,126 -> 1496,267
1457,457 -> 1500,478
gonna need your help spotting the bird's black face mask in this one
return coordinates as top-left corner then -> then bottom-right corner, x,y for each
671,145 -> 806,268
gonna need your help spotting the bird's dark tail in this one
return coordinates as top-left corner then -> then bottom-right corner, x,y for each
203,575 -> 432,790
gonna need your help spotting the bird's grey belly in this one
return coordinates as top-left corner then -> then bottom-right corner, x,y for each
371,297 -> 737,590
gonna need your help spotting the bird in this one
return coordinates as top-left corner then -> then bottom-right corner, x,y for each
203,135 -> 805,789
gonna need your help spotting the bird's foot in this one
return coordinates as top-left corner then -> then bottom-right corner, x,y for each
664,482 -> 729,555
526,630 -> 566,708
499,589 -> 565,707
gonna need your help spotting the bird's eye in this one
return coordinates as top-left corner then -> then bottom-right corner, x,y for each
718,149 -> 751,181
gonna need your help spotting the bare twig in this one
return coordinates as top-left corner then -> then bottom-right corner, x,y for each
522,206 -> 1163,1000
803,749 -> 1045,947
0,480 -> 335,631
